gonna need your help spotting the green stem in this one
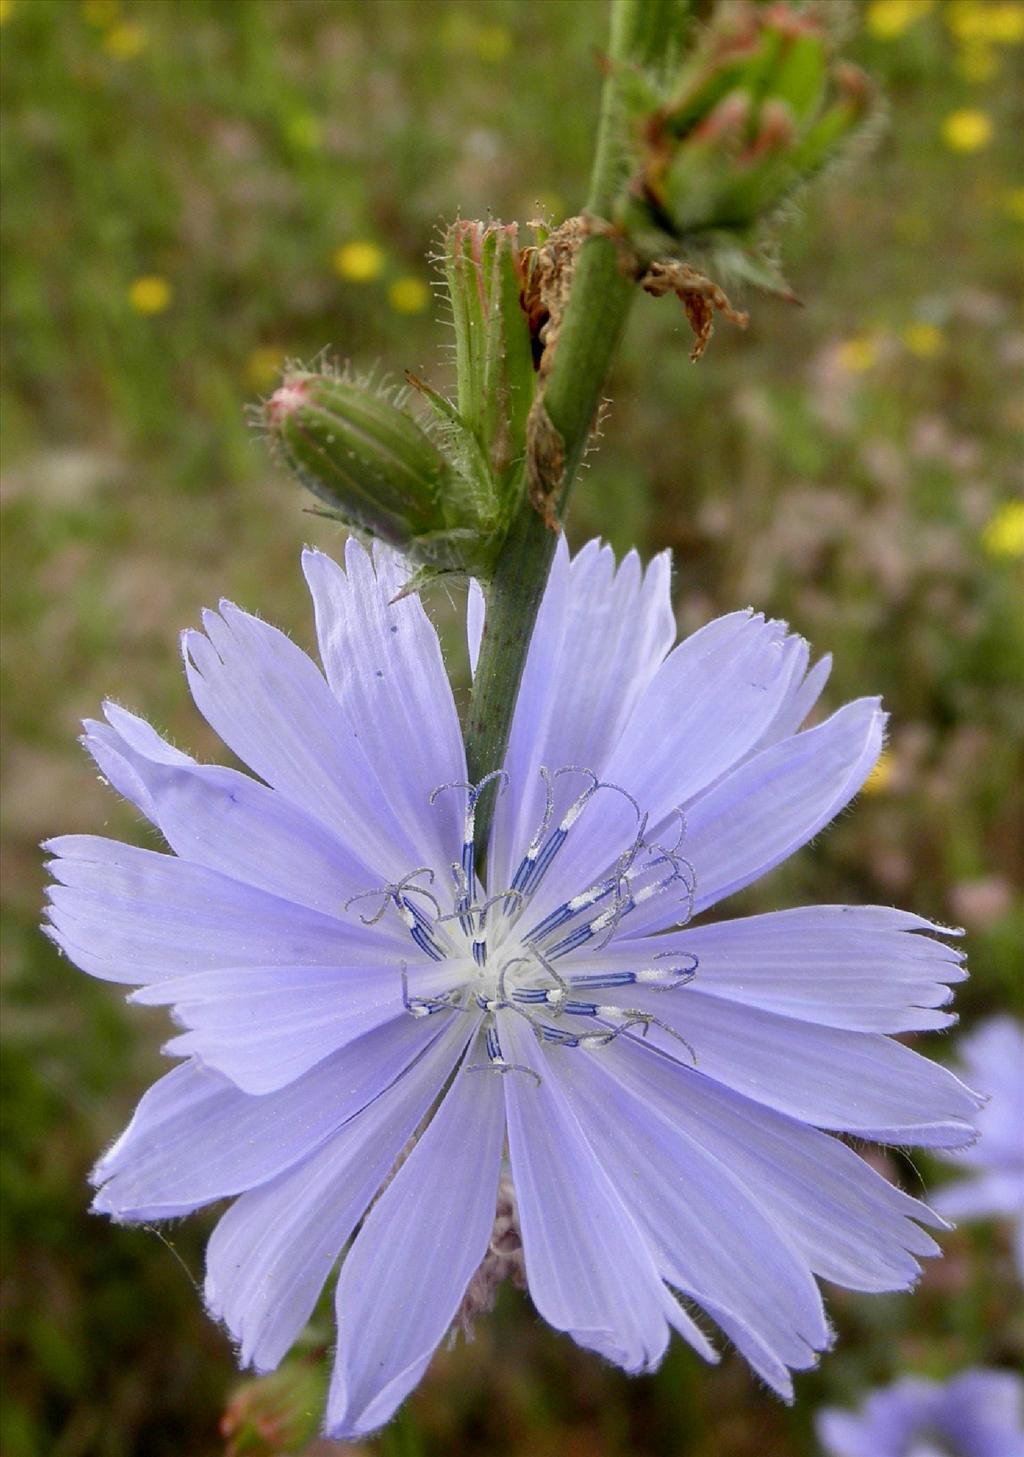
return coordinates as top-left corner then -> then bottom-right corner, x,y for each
465,0 -> 661,849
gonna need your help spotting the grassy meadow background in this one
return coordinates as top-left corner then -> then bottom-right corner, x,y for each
2,1 -> 1022,1454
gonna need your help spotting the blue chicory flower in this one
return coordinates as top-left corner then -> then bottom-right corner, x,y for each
932,1016 -> 1024,1279
44,538 -> 981,1439
817,1367 -> 1024,1457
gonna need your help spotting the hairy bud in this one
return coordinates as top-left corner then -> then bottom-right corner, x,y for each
260,220 -> 539,582
221,1359 -> 326,1457
618,0 -> 874,295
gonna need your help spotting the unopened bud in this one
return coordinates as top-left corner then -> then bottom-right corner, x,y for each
443,218 -> 535,487
619,0 -> 874,279
220,1360 -> 326,1457
265,370 -> 452,550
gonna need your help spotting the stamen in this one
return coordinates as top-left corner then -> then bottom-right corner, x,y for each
639,845 -> 697,927
597,1006 -> 698,1065
466,1024 -> 542,1086
635,949 -> 699,989
509,767 -> 556,900
344,867 -> 442,925
512,766 -> 597,899
399,963 -> 464,1019
430,771 -> 508,899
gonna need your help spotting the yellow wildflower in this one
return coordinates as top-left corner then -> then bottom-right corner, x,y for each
865,0 -> 934,40
0,0 -> 15,25
103,20 -> 147,59
836,334 -> 881,373
472,23 -> 512,62
388,276 -> 430,315
245,346 -> 288,392
863,752 -> 895,795
903,322 -> 946,358
332,241 -> 384,283
941,108 -> 993,152
128,275 -> 172,315
982,501 -> 1024,558
956,42 -> 999,80
284,112 -> 322,151
81,0 -> 120,24
946,1 -> 1024,44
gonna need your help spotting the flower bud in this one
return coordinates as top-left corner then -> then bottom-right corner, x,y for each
618,0 -> 873,286
265,371 -> 453,549
442,218 -> 535,489
260,221 -> 538,582
220,1360 -> 326,1457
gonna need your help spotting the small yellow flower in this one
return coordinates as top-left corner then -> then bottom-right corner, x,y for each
1002,186 -> 1024,222
836,334 -> 881,373
902,322 -> 946,358
472,22 -> 512,62
128,275 -> 172,315
102,20 -> 147,59
956,40 -> 1000,79
946,0 -> 1024,44
0,0 -> 15,26
865,0 -> 934,40
981,500 -> 1024,558
284,112 -> 322,151
941,108 -> 993,152
332,241 -> 384,283
388,276 -> 430,315
81,0 -> 120,23
245,345 -> 288,392
863,752 -> 895,795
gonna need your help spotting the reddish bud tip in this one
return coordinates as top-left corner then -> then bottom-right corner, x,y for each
267,378 -> 309,425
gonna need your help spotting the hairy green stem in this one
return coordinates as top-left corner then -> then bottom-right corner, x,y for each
465,0 -> 663,853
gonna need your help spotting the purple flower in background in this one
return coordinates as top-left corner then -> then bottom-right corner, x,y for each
44,539 -> 980,1440
932,1017 -> 1024,1277
817,1367 -> 1024,1457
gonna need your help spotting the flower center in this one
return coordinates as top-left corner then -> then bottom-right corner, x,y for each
344,767 -> 701,1078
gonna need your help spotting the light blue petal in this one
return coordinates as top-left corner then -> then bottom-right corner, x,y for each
326,1024 -> 502,1439
600,905 -> 965,1033
554,1038 -> 829,1397
181,601 -> 424,879
303,543 -> 467,870
90,1016 -> 444,1219
488,540 -> 675,887
205,1012 -> 474,1375
607,987 -> 980,1144
622,697 -> 886,934
597,1037 -> 947,1294
43,836 -> 392,985
83,708 -> 402,926
500,1012 -> 687,1376
133,961 -> 458,1093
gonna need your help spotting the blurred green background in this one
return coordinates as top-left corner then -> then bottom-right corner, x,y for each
2,1 -> 1022,1454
